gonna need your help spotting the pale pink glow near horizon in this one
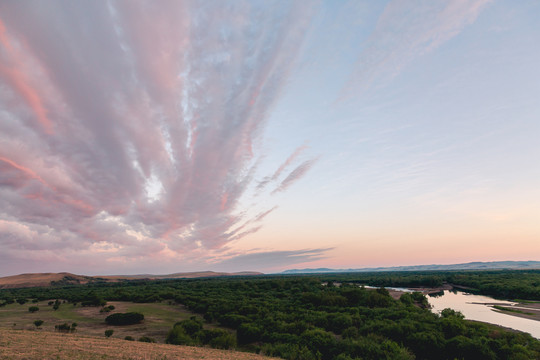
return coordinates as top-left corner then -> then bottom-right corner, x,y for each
1,0 -> 539,276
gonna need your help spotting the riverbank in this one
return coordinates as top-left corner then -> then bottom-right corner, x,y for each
387,284 -> 540,323
488,302 -> 540,322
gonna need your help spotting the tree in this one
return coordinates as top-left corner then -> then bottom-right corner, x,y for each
34,320 -> 44,328
28,306 -> 39,313
105,329 -> 114,338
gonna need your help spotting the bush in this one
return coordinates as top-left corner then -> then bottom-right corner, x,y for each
139,336 -> 156,343
124,336 -> 134,341
55,323 -> 72,332
105,312 -> 144,325
100,305 -> 116,313
105,329 -> 114,338
34,320 -> 44,328
28,306 -> 39,313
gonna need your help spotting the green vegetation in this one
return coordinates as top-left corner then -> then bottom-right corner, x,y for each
316,270 -> 540,301
105,329 -> 114,337
55,322 -> 76,332
33,319 -> 44,328
0,270 -> 539,359
166,317 -> 236,349
100,305 -> 115,313
138,336 -> 156,343
105,312 -> 144,326
492,305 -> 534,316
28,306 -> 39,313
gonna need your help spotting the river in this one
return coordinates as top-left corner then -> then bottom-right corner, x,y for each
427,290 -> 540,339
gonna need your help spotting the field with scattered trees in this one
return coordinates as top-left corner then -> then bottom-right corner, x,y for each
1,270 -> 539,359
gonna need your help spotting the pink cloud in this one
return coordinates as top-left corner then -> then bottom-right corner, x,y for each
272,158 -> 319,194
0,20 -> 53,134
0,1 -> 318,274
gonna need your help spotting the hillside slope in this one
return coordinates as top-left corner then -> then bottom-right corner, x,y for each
0,329 -> 275,360
0,272 -> 98,289
0,271 -> 263,289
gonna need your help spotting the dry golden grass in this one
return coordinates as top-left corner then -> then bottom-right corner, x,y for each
0,328 -> 277,360
0,272 -> 93,289
0,272 -> 263,289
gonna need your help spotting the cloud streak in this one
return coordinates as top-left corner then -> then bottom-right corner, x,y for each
272,158 -> 319,194
209,248 -> 333,272
342,0 -> 491,98
0,1 -> 318,273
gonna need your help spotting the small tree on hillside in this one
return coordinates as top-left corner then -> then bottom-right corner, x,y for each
34,320 -> 44,328
105,329 -> 114,338
28,306 -> 39,313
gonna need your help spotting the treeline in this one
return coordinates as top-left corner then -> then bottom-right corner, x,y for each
315,270 -> 540,301
1,272 -> 539,359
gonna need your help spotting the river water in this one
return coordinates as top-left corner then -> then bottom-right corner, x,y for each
427,290 -> 540,339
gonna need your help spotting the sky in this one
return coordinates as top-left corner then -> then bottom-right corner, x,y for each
0,0 -> 539,276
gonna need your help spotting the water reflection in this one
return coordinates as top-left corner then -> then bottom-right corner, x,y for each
428,290 -> 539,339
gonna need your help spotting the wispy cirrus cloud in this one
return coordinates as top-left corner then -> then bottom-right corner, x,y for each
208,248 -> 333,272
342,0 -> 492,97
272,158 -> 319,194
0,0 -> 319,274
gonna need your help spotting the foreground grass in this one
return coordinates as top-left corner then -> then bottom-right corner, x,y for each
0,328 -> 275,360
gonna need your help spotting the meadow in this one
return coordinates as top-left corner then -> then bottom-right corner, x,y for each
0,299 -> 195,343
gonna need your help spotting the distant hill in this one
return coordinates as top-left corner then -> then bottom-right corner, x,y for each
282,261 -> 540,274
0,271 -> 263,289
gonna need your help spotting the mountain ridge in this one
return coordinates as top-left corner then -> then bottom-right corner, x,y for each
282,261 -> 540,274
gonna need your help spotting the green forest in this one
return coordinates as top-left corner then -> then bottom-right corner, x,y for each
1,270 -> 539,360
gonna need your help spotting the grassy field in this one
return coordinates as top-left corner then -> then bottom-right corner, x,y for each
0,328 -> 275,360
0,300 -> 198,343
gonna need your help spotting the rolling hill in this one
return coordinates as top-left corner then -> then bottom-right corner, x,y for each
0,271 -> 263,289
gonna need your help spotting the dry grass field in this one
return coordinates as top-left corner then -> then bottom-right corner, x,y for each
0,298 -> 278,359
0,328 -> 276,360
0,272 -> 263,289
0,300 -> 204,343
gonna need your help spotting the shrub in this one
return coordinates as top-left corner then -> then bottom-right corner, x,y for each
105,329 -> 114,338
138,336 -> 156,343
28,306 -> 39,313
100,305 -> 116,313
55,323 -> 72,332
124,336 -> 134,341
105,312 -> 144,325
34,320 -> 44,328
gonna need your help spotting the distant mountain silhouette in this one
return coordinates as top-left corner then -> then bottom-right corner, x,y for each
282,261 -> 540,274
